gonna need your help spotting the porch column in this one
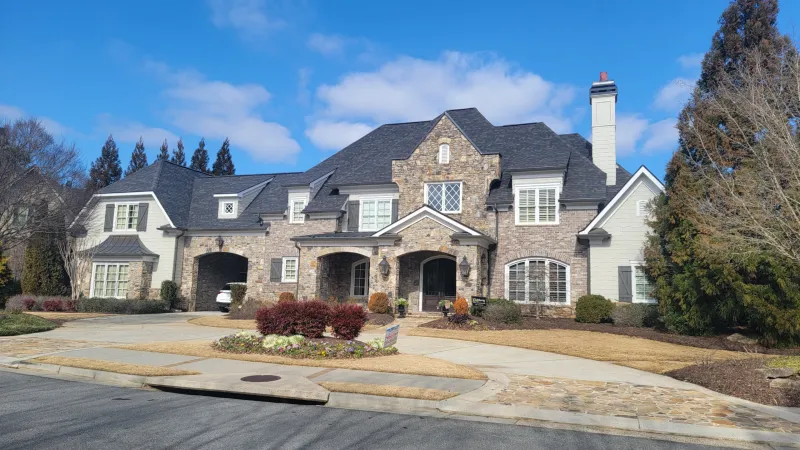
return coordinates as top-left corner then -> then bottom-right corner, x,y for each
370,251 -> 398,300
455,247 -> 480,301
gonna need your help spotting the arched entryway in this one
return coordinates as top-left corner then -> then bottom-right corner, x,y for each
194,252 -> 248,311
420,255 -> 457,312
316,252 -> 370,303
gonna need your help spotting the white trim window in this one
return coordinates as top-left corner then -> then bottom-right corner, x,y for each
632,263 -> 656,303
281,257 -> 298,282
425,181 -> 462,213
505,258 -> 570,304
91,263 -> 129,298
515,186 -> 559,225
438,144 -> 450,164
289,199 -> 307,224
351,259 -> 369,297
360,198 -> 392,231
219,200 -> 237,218
114,204 -> 139,230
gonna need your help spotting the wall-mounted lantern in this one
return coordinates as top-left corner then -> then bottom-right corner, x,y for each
215,235 -> 225,251
459,256 -> 471,277
379,256 -> 390,276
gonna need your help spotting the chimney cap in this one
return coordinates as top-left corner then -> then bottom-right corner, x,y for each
599,71 -> 608,81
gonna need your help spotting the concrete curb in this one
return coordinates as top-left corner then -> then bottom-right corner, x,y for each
326,392 -> 443,415
15,361 -> 149,388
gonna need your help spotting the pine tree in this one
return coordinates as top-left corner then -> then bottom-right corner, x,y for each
211,138 -> 236,176
157,139 -> 170,161
189,138 -> 209,173
88,135 -> 122,190
125,137 -> 148,176
171,138 -> 187,166
644,0 -> 792,335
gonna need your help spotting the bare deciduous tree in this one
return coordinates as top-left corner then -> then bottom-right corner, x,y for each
684,46 -> 800,264
57,236 -> 98,300
528,261 -> 548,319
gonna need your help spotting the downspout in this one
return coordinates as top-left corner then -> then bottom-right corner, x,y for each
294,241 -> 302,300
171,228 -> 186,282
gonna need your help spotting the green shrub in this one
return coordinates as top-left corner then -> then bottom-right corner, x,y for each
159,280 -> 179,308
230,284 -> 247,308
611,303 -> 660,328
483,299 -> 522,324
21,231 -> 69,296
77,298 -> 169,314
575,295 -> 614,323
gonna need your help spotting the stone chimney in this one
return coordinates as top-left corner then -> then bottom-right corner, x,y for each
590,72 -> 618,186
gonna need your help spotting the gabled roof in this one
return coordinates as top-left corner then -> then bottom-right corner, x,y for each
373,205 -> 486,238
579,166 -> 664,236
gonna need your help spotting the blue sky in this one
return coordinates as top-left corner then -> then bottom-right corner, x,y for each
2,0 -> 799,180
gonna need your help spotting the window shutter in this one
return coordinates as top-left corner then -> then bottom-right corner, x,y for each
104,204 -> 115,232
618,266 -> 633,302
137,203 -> 148,231
347,201 -> 359,231
270,258 -> 283,282
391,199 -> 398,223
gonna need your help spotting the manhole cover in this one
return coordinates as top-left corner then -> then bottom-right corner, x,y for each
240,375 -> 281,383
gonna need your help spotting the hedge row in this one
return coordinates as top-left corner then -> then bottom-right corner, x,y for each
5,295 -> 169,314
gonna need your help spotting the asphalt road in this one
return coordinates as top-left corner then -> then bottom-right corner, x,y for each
0,371 -> 729,450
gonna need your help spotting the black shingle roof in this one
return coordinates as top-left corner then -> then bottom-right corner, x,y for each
89,235 -> 157,257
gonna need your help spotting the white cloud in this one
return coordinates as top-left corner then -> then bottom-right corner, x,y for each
306,51 -> 577,149
207,0 -> 284,41
653,77 -> 693,111
305,121 -> 373,151
307,33 -> 346,56
95,114 -> 179,150
677,53 -> 704,70
642,118 -> 678,154
615,114 -> 650,157
0,104 -> 70,136
146,60 -> 300,163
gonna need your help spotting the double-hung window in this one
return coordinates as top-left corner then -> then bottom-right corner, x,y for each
425,182 -> 461,213
360,199 -> 392,231
115,204 -> 139,230
290,199 -> 307,224
91,263 -> 129,298
506,258 -> 570,304
632,264 -> 656,303
515,186 -> 558,225
282,257 -> 298,282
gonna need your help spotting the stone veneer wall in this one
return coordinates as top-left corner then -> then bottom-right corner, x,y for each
491,208 -> 594,307
392,115 -> 500,235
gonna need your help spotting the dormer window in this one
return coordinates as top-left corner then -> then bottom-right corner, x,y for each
218,200 -> 237,218
438,144 -> 450,164
290,198 -> 307,223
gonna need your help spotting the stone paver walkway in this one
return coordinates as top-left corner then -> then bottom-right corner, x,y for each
486,375 -> 800,434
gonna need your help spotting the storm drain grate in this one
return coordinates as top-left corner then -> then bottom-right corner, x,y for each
240,375 -> 281,383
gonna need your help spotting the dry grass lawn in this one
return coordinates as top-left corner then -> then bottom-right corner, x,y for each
319,381 -> 458,400
408,328 -> 761,373
26,312 -> 112,321
33,356 -> 201,377
117,341 -> 486,380
188,316 -> 256,330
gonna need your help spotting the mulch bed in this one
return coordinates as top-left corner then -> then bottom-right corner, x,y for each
420,316 -> 800,355
668,358 -> 800,407
366,313 -> 394,326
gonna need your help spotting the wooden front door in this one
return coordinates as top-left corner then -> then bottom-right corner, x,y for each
421,258 -> 457,312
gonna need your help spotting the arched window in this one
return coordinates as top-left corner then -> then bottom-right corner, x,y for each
438,144 -> 450,164
505,258 -> 570,304
351,259 -> 369,297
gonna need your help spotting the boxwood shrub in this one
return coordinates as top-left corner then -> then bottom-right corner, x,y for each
611,303 -> 660,328
483,299 -> 522,324
575,295 -> 614,323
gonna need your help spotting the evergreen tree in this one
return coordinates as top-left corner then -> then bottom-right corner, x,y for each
125,137 -> 148,176
157,139 -> 170,161
88,135 -> 122,190
0,245 -> 19,309
644,0 -> 793,336
189,138 -> 209,173
211,138 -> 236,176
171,138 -> 187,166
21,204 -> 69,296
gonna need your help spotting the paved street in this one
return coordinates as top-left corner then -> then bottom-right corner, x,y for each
0,371 -> 728,450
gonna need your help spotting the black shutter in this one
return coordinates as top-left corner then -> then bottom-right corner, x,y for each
618,266 -> 633,302
137,203 -> 148,231
270,258 -> 283,282
104,204 -> 115,232
391,199 -> 399,223
347,201 -> 359,231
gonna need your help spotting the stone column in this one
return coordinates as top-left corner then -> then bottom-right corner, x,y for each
455,247 -> 480,301
369,251 -> 398,300
127,261 -> 154,300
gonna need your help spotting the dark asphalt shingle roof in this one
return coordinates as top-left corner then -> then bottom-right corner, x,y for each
89,235 -> 157,257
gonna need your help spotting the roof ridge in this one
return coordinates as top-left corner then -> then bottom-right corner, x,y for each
497,122 -> 544,128
160,159 -> 212,177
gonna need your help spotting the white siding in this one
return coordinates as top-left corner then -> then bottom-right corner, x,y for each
82,194 -> 178,288
589,179 -> 659,300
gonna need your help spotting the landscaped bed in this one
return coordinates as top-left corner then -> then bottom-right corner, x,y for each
0,312 -> 57,336
213,332 -> 397,359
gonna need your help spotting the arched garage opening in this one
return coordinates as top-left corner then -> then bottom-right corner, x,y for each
194,252 -> 248,311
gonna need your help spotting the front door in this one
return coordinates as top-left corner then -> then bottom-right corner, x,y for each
421,257 -> 457,312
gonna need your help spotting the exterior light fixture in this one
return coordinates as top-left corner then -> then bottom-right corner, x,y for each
459,256 -> 471,277
379,256 -> 390,276
257,215 -> 265,226
215,235 -> 225,251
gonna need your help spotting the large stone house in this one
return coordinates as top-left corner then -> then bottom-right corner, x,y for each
71,74 -> 664,314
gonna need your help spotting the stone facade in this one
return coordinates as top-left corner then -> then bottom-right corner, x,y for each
392,115 -> 500,234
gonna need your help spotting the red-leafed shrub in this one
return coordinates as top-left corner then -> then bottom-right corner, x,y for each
330,304 -> 367,340
64,300 -> 78,312
453,297 -> 469,315
42,298 -> 64,312
278,292 -> 296,303
368,292 -> 390,314
23,298 -> 37,311
255,300 -> 330,338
